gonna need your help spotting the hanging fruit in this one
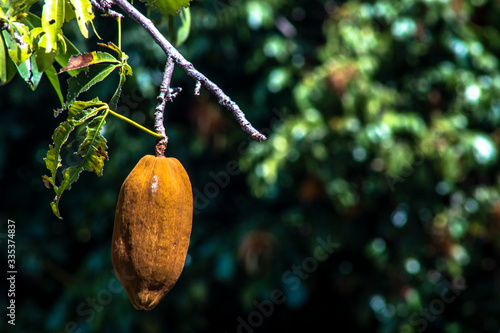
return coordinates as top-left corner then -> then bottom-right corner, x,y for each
112,154 -> 193,310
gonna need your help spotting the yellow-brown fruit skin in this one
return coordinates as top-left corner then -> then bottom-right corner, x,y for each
112,155 -> 193,310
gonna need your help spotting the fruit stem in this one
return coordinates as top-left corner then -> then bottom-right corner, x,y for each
155,139 -> 167,157
108,110 -> 163,139
117,16 -> 122,50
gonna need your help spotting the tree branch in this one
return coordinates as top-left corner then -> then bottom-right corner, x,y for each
102,0 -> 267,142
90,0 -> 123,19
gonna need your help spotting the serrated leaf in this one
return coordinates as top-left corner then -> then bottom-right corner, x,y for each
67,0 -> 94,38
50,114 -> 108,218
44,98 -> 105,176
140,0 -> 191,16
44,99 -> 108,219
42,174 -> 53,188
67,98 -> 107,121
62,63 -> 118,111
76,115 -> 108,174
109,67 -> 128,111
44,121 -> 73,178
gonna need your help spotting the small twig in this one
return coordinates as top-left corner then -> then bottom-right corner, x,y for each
90,0 -> 123,19
194,80 -> 201,96
170,87 -> 182,99
105,0 -> 267,142
154,57 -> 176,156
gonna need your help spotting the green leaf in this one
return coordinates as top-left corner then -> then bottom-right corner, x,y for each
99,43 -> 133,110
67,98 -> 107,121
45,64 -> 63,106
44,99 -> 108,219
58,47 -> 128,114
97,42 -> 129,62
0,32 -> 6,84
11,50 -> 43,89
0,34 -> 17,86
109,66 -> 128,111
51,114 -> 108,218
44,121 -> 74,178
35,46 -> 56,72
92,51 -> 121,64
62,63 -> 119,111
1,22 -> 33,64
25,11 -> 42,25
140,0 -> 191,16
67,0 -> 94,38
64,0 -> 75,22
6,0 -> 39,16
44,99 -> 104,176
175,6 -> 190,47
40,0 -> 65,53
0,31 -> 16,84
76,115 -> 108,175
24,12 -> 76,76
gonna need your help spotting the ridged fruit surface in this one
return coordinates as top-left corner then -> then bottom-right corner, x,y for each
112,155 -> 193,310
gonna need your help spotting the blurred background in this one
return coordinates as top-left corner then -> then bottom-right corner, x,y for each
2,0 -> 500,332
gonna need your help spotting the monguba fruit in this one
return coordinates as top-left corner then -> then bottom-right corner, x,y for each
112,155 -> 193,310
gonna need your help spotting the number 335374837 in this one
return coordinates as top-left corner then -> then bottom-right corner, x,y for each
7,220 -> 15,267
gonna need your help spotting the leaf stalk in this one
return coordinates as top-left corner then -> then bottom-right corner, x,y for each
108,109 -> 163,139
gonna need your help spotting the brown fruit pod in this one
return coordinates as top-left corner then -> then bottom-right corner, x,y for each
112,155 -> 193,310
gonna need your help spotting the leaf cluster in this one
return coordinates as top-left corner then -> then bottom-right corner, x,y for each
43,42 -> 133,218
1,0 -> 192,218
